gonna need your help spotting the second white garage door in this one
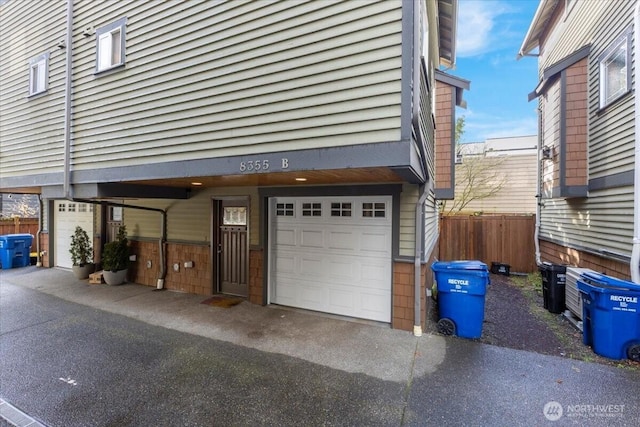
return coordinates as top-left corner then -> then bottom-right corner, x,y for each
54,201 -> 94,269
270,196 -> 392,322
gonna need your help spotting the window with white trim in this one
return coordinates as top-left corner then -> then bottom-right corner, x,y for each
96,18 -> 126,73
302,203 -> 322,217
331,202 -> 351,217
599,31 -> 630,109
28,53 -> 49,96
362,202 -> 386,218
276,203 -> 294,217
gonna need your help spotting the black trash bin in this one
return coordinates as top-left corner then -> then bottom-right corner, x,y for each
539,262 -> 566,313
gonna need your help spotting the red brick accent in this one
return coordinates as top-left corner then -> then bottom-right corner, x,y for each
563,58 -> 588,187
129,240 -> 212,295
249,248 -> 264,305
39,232 -> 50,268
540,239 -> 631,280
434,81 -> 454,194
392,261 -> 429,331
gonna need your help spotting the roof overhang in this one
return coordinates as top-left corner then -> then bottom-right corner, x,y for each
518,0 -> 559,59
435,69 -> 470,108
438,0 -> 458,68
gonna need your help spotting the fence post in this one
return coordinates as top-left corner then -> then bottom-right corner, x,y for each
14,217 -> 20,233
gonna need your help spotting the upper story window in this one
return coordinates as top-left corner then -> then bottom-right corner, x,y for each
96,17 -> 127,73
599,30 -> 631,109
28,53 -> 49,96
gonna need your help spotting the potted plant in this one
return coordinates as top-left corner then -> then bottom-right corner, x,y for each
102,225 -> 130,285
69,226 -> 94,279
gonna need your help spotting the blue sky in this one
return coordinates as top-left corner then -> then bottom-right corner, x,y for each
449,0 -> 541,143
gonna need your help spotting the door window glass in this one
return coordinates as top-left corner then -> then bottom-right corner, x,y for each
224,207 -> 247,225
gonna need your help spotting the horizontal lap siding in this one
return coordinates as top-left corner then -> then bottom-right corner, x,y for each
123,187 -> 259,246
537,0 -> 636,259
455,155 -> 537,214
540,187 -> 634,256
399,184 -> 417,257
586,1 -> 635,179
71,0 -> 403,171
0,0 -> 66,178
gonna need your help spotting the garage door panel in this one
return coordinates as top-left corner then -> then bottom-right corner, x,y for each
275,254 -> 295,273
271,196 -> 392,323
300,255 -> 325,276
327,230 -> 356,250
361,232 -> 390,254
300,229 -> 324,248
328,288 -> 353,310
275,228 -> 296,245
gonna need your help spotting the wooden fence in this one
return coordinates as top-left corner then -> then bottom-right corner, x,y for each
0,217 -> 39,236
439,214 -> 537,273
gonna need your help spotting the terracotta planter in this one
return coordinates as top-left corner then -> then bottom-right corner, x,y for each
103,269 -> 128,286
72,264 -> 95,280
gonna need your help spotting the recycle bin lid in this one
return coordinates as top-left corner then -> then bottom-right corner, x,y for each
431,260 -> 488,271
581,271 -> 640,292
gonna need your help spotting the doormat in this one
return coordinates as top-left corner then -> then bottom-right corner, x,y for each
201,295 -> 244,308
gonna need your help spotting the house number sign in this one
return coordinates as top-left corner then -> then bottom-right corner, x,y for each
239,158 -> 289,173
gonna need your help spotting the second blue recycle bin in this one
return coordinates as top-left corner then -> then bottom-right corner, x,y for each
577,272 -> 640,361
431,260 -> 490,339
0,234 -> 34,269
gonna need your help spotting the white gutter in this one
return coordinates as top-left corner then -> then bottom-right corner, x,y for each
62,0 -> 73,199
631,0 -> 640,283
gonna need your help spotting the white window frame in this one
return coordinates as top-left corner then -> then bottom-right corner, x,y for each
28,53 -> 49,96
95,17 -> 127,73
599,30 -> 631,109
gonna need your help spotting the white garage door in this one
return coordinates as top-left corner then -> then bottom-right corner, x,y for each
54,201 -> 94,268
270,196 -> 392,322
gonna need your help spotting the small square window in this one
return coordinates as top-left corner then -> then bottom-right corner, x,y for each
28,53 -> 49,96
302,203 -> 322,217
276,203 -> 294,217
363,202 -> 386,218
96,18 -> 126,73
78,204 -> 87,213
68,203 -> 76,212
331,202 -> 352,217
599,31 -> 630,108
58,203 -> 66,212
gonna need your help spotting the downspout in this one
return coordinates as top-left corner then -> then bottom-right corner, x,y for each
411,0 -> 426,337
157,211 -> 167,289
631,0 -> 640,283
414,185 -> 428,337
36,195 -> 43,267
62,0 -> 73,200
535,107 -> 543,266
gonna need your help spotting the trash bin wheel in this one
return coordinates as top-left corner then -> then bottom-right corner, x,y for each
628,344 -> 640,362
437,318 -> 456,336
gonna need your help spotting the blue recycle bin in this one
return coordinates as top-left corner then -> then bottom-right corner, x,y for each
577,272 -> 640,361
0,234 -> 34,269
431,260 -> 490,339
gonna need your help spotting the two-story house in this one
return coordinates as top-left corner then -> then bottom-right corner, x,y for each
0,0 -> 467,333
519,0 -> 640,283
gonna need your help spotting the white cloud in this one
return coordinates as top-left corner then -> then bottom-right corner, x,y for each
456,0 -> 517,58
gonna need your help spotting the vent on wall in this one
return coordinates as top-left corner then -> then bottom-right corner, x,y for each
565,267 -> 595,321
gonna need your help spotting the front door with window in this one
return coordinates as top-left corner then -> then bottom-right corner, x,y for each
214,199 -> 249,297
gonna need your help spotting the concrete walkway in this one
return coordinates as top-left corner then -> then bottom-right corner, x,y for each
0,267 -> 444,383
